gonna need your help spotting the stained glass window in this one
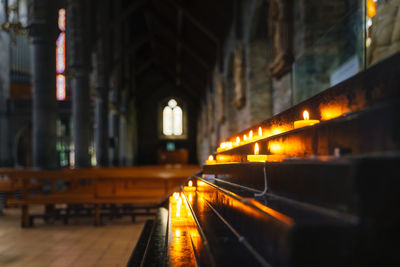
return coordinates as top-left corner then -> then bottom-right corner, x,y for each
56,8 -> 66,101
163,99 -> 183,136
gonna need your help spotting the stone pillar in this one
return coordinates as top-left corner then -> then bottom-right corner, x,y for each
95,89 -> 108,166
109,110 -> 119,166
94,0 -> 109,167
67,0 -> 91,167
28,0 -> 58,169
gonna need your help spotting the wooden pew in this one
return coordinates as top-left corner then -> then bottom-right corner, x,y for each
0,165 -> 199,227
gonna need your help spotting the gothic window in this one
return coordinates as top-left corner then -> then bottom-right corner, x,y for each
163,99 -> 183,136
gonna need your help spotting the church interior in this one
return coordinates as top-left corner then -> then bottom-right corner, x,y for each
1,0 -> 400,266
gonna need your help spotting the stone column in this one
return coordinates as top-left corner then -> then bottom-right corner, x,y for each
67,0 -> 91,167
95,85 -> 108,166
28,0 -> 58,169
93,0 -> 109,167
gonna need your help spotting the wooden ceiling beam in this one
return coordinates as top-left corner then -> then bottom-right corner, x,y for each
105,0 -> 147,33
152,41 -> 206,88
153,57 -> 201,100
165,0 -> 221,68
147,11 -> 212,71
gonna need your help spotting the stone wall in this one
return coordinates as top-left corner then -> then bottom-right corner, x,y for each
196,0 -> 362,162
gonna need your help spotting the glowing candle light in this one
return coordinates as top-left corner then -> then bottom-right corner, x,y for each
258,127 -> 263,137
188,180 -> 193,187
249,130 -> 253,140
236,136 -> 240,145
294,110 -> 320,129
244,134 -> 248,141
173,192 -> 180,200
247,143 -> 268,162
206,155 -> 216,165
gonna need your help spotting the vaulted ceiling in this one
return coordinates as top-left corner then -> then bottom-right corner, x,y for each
105,0 -> 235,102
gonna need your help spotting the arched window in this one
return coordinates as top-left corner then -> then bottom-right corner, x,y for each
163,99 -> 183,136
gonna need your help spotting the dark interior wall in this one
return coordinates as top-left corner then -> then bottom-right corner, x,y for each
136,75 -> 197,165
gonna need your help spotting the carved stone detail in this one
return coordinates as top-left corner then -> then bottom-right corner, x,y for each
216,72 -> 225,123
234,42 -> 246,109
269,0 -> 294,79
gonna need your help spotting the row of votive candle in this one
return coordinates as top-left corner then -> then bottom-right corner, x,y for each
218,110 -> 320,152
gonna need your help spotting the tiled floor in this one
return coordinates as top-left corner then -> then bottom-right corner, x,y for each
0,207 -> 148,267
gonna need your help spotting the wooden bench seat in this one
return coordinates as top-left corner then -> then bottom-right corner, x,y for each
0,165 -> 199,227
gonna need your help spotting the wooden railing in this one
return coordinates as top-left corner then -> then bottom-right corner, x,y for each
0,165 -> 199,227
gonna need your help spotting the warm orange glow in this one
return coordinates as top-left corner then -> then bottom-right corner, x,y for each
249,130 -> 253,139
367,0 -> 377,18
175,229 -> 181,237
216,154 -> 241,163
173,192 -> 180,200
249,199 -> 293,226
319,98 -> 350,121
254,143 -> 259,155
244,134 -> 248,141
236,136 -> 240,144
269,142 -> 283,154
258,127 -> 262,137
208,155 -> 214,161
188,180 -> 193,187
303,110 -> 309,120
168,193 -> 198,265
267,137 -> 310,157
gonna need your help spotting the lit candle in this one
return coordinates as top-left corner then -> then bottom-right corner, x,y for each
235,136 -> 240,146
185,179 -> 196,191
258,127 -> 263,137
206,155 -> 216,164
247,143 -> 268,162
294,110 -> 320,129
249,130 -> 253,140
244,134 -> 248,141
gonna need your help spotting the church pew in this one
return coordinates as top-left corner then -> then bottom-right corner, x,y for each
0,165 -> 199,227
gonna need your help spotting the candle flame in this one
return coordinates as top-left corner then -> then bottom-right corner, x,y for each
249,130 -> 253,139
173,192 -> 179,200
236,136 -> 240,144
208,155 -> 214,161
244,134 -> 248,141
188,180 -> 193,187
254,143 -> 259,155
258,127 -> 262,137
303,110 -> 309,120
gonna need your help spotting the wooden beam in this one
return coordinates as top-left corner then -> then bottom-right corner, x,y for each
152,41 -> 206,89
106,0 -> 147,33
165,0 -> 221,67
166,0 -> 219,44
154,58 -> 201,100
147,11 -> 212,71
